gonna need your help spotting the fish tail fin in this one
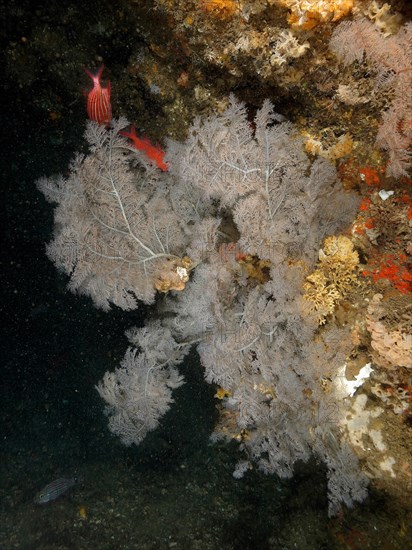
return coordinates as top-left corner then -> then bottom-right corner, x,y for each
119,124 -> 137,140
84,64 -> 105,83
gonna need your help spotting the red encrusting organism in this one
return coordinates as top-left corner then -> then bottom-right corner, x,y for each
362,253 -> 412,294
84,64 -> 112,126
120,124 -> 168,171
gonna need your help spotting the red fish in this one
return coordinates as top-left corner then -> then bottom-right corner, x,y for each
84,64 -> 112,126
120,125 -> 168,171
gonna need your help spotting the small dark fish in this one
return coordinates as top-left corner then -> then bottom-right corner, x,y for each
34,477 -> 81,504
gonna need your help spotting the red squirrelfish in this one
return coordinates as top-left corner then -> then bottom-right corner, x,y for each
120,125 -> 168,171
84,64 -> 112,126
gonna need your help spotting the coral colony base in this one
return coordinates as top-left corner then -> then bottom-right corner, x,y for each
37,94 -> 378,517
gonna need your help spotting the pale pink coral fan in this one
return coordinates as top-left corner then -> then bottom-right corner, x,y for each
330,18 -> 412,177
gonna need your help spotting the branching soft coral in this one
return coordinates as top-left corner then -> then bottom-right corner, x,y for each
330,18 -> 412,177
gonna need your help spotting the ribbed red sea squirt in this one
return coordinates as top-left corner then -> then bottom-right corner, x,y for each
84,64 -> 112,126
